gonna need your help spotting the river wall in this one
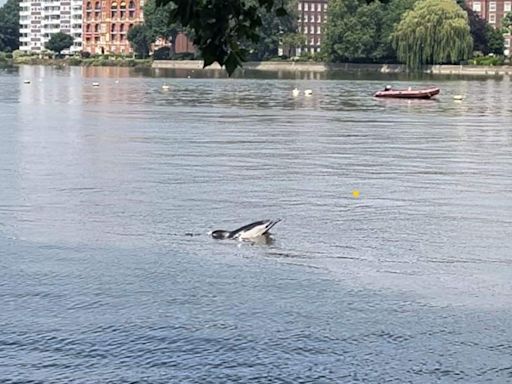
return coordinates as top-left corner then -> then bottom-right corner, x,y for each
152,60 -> 512,76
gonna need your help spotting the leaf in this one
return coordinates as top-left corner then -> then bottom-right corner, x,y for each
275,7 -> 287,17
224,51 -> 243,76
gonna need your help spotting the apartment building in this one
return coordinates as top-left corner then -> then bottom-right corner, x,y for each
296,0 -> 328,55
465,0 -> 512,55
19,0 -> 82,53
82,0 -> 144,55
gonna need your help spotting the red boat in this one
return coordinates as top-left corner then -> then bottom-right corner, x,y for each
374,86 -> 440,99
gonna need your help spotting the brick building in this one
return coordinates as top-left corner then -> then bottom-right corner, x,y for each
82,0 -> 144,55
465,0 -> 512,55
296,0 -> 328,56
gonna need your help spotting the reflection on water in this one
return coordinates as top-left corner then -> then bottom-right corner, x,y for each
1,65 -> 512,383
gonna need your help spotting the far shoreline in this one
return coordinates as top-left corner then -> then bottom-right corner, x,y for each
153,60 -> 512,77
4,57 -> 512,77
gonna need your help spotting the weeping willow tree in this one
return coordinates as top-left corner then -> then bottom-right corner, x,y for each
392,0 -> 472,69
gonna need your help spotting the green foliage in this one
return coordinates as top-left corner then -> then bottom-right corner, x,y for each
68,57 -> 82,66
322,0 -> 417,63
323,0 -> 386,62
281,32 -> 306,57
127,25 -> 152,58
392,0 -> 472,69
247,0 -> 299,61
153,46 -> 172,60
503,11 -> 512,33
459,3 -> 503,55
144,0 -> 180,51
470,55 -> 505,65
45,32 -> 74,55
0,0 -> 20,52
486,25 -> 504,55
153,46 -> 196,60
155,0 -> 286,75
375,0 -> 417,60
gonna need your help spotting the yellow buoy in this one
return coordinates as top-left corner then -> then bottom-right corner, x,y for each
352,190 -> 360,198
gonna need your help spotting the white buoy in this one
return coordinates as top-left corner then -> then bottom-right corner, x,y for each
304,89 -> 313,97
114,80 -> 119,84
92,82 -> 100,87
161,84 -> 170,90
24,80 -> 31,84
453,94 -> 465,101
292,88 -> 300,97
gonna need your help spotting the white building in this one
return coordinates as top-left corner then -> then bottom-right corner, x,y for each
19,0 -> 83,54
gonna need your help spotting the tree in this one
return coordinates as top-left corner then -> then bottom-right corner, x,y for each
155,0 -> 288,74
374,0 -> 417,61
281,33 -> 306,57
322,0 -> 385,62
152,0 -> 390,74
458,2 -> 503,55
144,0 -> 180,55
503,11 -> 512,33
127,25 -> 152,58
322,0 -> 418,63
392,0 -> 472,69
0,0 -> 20,52
45,32 -> 74,56
247,0 -> 299,60
486,25 -> 504,55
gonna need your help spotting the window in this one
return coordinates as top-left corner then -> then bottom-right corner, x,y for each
317,13 -> 321,22
505,39 -> 510,47
317,3 -> 321,11
323,3 -> 327,11
111,1 -> 118,17
298,2 -> 301,10
505,2 -> 511,12
489,13 -> 496,23
472,1 -> 481,12
489,1 -> 496,11
310,37 -> 314,46
304,3 -> 308,11
310,25 -> 314,33
317,25 -> 321,34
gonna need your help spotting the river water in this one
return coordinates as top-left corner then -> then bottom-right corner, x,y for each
1,65 -> 511,383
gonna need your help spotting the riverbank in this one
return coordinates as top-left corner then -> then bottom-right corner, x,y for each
153,60 -> 512,76
5,56 -> 512,76
3,55 -> 152,68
